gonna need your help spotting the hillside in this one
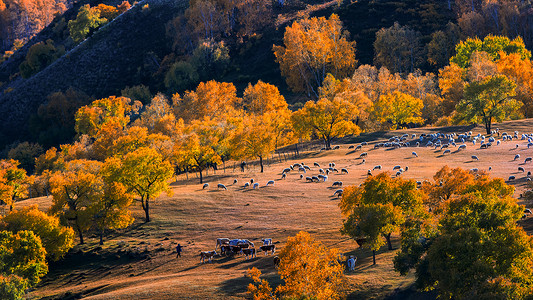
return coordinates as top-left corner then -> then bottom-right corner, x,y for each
16,119 -> 533,299
0,0 -> 461,151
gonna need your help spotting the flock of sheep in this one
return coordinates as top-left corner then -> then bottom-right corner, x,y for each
200,128 -> 533,199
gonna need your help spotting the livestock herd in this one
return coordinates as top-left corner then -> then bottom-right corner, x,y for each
197,127 -> 533,265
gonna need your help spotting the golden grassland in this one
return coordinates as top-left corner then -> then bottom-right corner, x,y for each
20,119 -> 533,299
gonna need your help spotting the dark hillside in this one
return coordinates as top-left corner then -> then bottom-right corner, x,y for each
0,0 -> 185,146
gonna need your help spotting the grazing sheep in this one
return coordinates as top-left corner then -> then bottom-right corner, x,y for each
412,151 -> 418,157
361,142 -> 368,146
298,167 -> 306,173
355,145 -> 362,151
244,182 -> 250,188
362,159 -> 366,164
305,177 -> 313,182
443,149 -> 451,155
203,183 -> 209,189
233,179 -> 238,184
341,168 -> 349,174
516,144 -> 519,148
333,145 -> 340,150
508,175 -> 516,181
405,166 -> 409,171
217,184 -> 228,190
519,167 -> 525,172
303,165 -> 311,171
367,170 -> 373,176
333,189 -> 343,197
251,179 -> 255,184
281,173 -> 286,179
253,183 -> 259,189
393,165 -> 401,170
312,176 -> 320,182
282,168 -> 291,174
528,171 -> 531,177
318,174 -> 328,181
526,157 -> 532,163
514,154 -> 521,161
314,162 -> 320,167
528,178 -> 532,181
360,152 -> 368,158
332,181 -> 343,187
266,180 -> 275,186
373,165 -> 382,170
395,171 -> 402,177
348,145 -> 355,149
470,168 -> 479,173
525,209 -> 532,214
458,144 -> 466,150
471,155 -> 479,161
489,166 -> 492,171
299,174 -> 304,179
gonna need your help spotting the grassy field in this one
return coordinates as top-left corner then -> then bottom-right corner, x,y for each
20,119 -> 533,299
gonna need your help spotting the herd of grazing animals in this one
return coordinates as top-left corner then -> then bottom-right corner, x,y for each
197,127 -> 533,265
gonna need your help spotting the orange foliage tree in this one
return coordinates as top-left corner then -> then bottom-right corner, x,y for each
273,14 -> 356,97
248,231 -> 346,300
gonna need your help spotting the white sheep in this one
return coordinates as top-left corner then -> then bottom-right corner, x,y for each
298,167 -> 306,173
282,168 -> 291,174
266,180 -> 275,186
314,162 -> 320,167
526,157 -> 532,163
471,155 -> 479,161
393,165 -> 401,170
253,183 -> 259,189
360,152 -> 368,158
217,183 -> 227,190
318,174 -> 328,181
508,175 -> 516,181
281,173 -> 286,179
489,166 -> 492,171
341,168 -> 349,174
332,181 -> 343,187
244,182 -> 250,188
519,167 -> 525,172
299,174 -> 304,179
202,183 -> 209,189
514,154 -> 520,161
458,144 -> 466,150
233,179 -> 238,184
412,151 -> 418,157
373,165 -> 382,170
395,171 -> 402,177
443,149 -> 451,155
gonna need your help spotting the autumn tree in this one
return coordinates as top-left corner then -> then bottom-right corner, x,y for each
7,142 -> 43,173
232,114 -> 276,173
0,230 -> 48,291
497,52 -> 533,117
0,205 -> 75,261
456,75 -> 520,134
273,14 -> 356,97
92,182 -> 134,245
291,98 -> 360,149
176,117 -> 225,183
340,172 -> 426,264
370,91 -> 424,129
0,160 -> 28,211
242,81 -> 293,148
172,80 -> 239,123
49,159 -> 103,244
248,231 -> 346,300
374,22 -> 423,74
103,147 -> 173,222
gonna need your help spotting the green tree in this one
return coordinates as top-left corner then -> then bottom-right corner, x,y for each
0,275 -> 28,300
370,91 -> 424,129
103,147 -> 173,222
340,172 -> 426,264
68,4 -> 107,44
7,142 -> 43,173
451,35 -> 531,69
456,75 -> 520,134
19,39 -> 65,78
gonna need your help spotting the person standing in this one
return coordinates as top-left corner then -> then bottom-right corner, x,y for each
176,244 -> 184,258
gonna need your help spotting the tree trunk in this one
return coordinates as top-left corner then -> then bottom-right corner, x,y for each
76,222 -> 84,244
199,169 -> 203,184
485,117 -> 492,134
385,233 -> 393,250
259,156 -> 264,173
99,230 -> 104,245
144,197 -> 150,222
295,143 -> 299,156
325,137 -> 331,149
372,250 -> 376,265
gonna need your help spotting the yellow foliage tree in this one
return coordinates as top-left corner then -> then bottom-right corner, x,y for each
103,147 -> 173,223
248,231 -> 346,300
370,91 -> 424,129
273,14 -> 356,97
49,159 -> 103,244
0,205 -> 75,261
232,114 -> 277,173
291,98 -> 360,149
0,159 -> 28,211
